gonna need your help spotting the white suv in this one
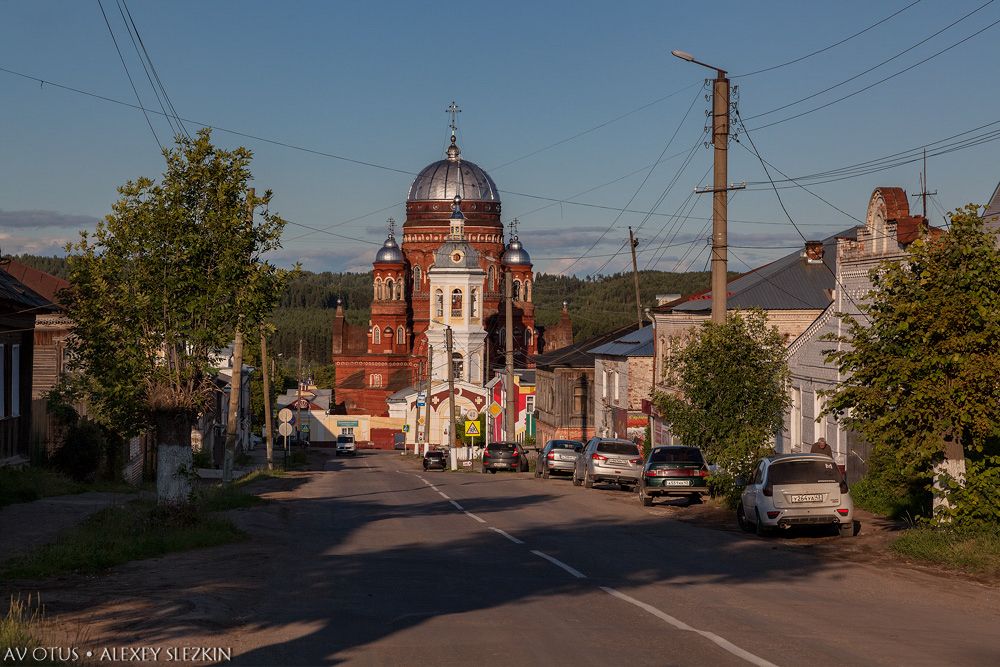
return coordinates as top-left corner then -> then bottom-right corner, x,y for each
335,434 -> 356,457
738,453 -> 855,537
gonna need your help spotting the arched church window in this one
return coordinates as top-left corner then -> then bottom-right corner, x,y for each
385,278 -> 394,301
525,280 -> 531,302
373,327 -> 381,345
451,289 -> 463,318
394,279 -> 402,300
384,327 -> 393,341
525,329 -> 533,347
375,278 -> 382,301
370,374 -> 382,388
452,352 -> 464,380
435,289 -> 444,318
397,326 -> 405,345
488,265 -> 495,290
413,266 -> 422,286
512,279 -> 521,301
471,288 -> 479,318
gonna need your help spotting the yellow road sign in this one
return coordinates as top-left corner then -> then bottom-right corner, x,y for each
417,416 -> 425,425
488,402 -> 502,418
464,421 -> 480,436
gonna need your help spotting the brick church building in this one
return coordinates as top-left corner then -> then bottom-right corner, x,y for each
331,125 -> 572,418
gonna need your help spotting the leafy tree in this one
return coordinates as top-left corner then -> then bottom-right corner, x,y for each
825,206 -> 1000,524
652,309 -> 790,507
63,129 -> 288,504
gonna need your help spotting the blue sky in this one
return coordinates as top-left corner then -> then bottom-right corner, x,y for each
1,0 -> 998,275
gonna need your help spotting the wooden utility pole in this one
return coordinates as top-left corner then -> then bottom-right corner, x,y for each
446,327 -> 457,468
505,270 -> 516,442
629,226 -> 642,329
222,187 -> 254,483
918,148 -> 936,220
261,333 -> 274,471
710,71 -> 730,324
424,345 -> 433,449
296,337 -> 303,445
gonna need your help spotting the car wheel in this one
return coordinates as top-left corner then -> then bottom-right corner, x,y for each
688,494 -> 702,505
736,503 -> 752,532
755,509 -> 771,537
584,471 -> 593,489
572,472 -> 582,487
481,467 -> 488,474
640,488 -> 653,507
489,469 -> 497,474
839,522 -> 855,537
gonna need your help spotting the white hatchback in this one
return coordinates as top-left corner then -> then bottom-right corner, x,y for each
738,454 -> 855,537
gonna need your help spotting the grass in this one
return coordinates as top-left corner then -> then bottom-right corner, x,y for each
891,525 -> 1000,576
0,468 -> 83,508
1,595 -> 40,656
0,500 -> 246,580
849,476 -> 928,520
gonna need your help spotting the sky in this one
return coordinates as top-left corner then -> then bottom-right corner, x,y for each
2,0 -> 999,276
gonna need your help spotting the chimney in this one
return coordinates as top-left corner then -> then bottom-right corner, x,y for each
803,240 -> 824,263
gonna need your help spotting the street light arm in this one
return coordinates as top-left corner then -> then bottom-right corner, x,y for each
671,49 -> 726,77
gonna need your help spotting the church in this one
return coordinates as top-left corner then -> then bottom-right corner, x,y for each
330,113 -> 573,444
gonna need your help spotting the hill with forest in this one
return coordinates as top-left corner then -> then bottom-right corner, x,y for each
12,254 -> 715,365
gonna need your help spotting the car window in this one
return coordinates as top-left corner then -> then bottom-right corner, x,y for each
549,441 -> 581,450
751,462 -> 764,485
487,443 -> 516,452
649,447 -> 703,463
767,460 -> 840,485
596,442 -> 640,456
426,452 -> 444,459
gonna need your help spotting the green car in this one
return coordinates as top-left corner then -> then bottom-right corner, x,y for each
639,446 -> 710,506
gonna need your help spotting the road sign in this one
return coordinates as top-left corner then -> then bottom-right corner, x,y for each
488,402 -> 502,418
465,421 -> 480,436
294,398 -> 310,410
416,401 -> 425,407
402,424 -> 410,433
278,408 -> 293,423
462,461 -> 473,468
417,416 -> 425,425
300,424 -> 310,434
278,422 -> 293,437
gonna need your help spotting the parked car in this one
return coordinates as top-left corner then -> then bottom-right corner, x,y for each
737,453 -> 855,537
639,446 -> 710,506
481,441 -> 529,473
572,438 -> 643,491
535,439 -> 584,479
423,450 -> 447,471
335,434 -> 357,457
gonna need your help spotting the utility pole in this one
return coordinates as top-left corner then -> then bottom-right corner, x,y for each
424,344 -> 433,452
222,187 -> 254,483
446,327 -> 457,469
629,226 -> 642,329
505,270 -> 516,442
672,51 -> 744,324
296,337 -> 303,447
918,148 -> 936,220
261,333 -> 274,471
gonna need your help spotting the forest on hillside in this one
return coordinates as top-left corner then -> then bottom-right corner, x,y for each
13,254 -> 715,365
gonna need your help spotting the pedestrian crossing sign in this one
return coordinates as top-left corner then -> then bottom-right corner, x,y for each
464,421 -> 480,436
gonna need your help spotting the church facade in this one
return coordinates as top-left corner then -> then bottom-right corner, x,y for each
331,127 -> 571,430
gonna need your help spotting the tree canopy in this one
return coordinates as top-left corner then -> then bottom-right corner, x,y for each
653,309 -> 790,505
825,206 -> 1000,523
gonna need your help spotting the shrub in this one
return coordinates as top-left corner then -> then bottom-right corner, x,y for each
51,419 -> 106,482
935,453 -> 1000,528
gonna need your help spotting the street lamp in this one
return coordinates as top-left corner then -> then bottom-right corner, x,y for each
672,49 -> 733,324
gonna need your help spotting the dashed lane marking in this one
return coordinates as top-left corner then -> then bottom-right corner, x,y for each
438,491 -> 451,500
599,586 -> 779,667
489,527 -> 523,543
464,511 -> 487,524
450,500 -> 464,511
530,550 -> 587,579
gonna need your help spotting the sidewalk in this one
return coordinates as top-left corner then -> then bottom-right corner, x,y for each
0,492 -> 137,562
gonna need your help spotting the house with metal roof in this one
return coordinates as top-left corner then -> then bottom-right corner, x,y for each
589,325 -> 654,442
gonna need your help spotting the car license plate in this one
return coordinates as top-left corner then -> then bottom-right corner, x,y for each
791,494 -> 822,502
496,462 -> 508,467
663,479 -> 690,486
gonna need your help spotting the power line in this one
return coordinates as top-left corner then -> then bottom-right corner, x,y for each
733,0 -> 925,77
744,0 -> 993,120
748,12 -> 1000,131
95,0 -> 162,151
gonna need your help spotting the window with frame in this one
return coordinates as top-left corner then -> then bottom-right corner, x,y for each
470,288 -> 479,318
613,371 -> 620,402
435,289 -> 444,317
413,266 -> 422,287
397,326 -> 405,345
385,278 -> 394,301
452,352 -> 464,379
373,327 -> 381,345
512,279 -> 521,301
488,265 -> 495,290
451,289 -> 463,317
370,374 -> 383,388
602,369 -> 608,399
573,384 -> 585,414
374,278 -> 382,300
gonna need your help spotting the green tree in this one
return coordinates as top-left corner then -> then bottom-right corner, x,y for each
63,129 -> 288,504
825,206 -> 1000,523
652,309 -> 790,506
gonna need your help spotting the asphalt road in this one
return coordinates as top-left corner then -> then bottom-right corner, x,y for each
221,451 -> 1000,666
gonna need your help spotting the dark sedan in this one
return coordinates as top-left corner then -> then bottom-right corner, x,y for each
423,450 -> 447,471
639,446 -> 710,506
481,441 -> 528,473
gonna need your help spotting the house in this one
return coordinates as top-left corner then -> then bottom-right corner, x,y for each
534,323 -> 639,447
0,259 -> 71,457
193,343 -> 254,465
650,227 -> 856,446
485,369 -> 536,444
590,325 -> 654,442
0,265 -> 56,466
779,187 -> 938,479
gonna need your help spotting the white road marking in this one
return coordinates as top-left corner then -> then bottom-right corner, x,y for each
430,486 -> 440,491
599,586 -> 779,667
530,550 -> 586,579
450,500 -> 464,511
464,512 -> 487,524
438,491 -> 451,500
489,527 -> 523,543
